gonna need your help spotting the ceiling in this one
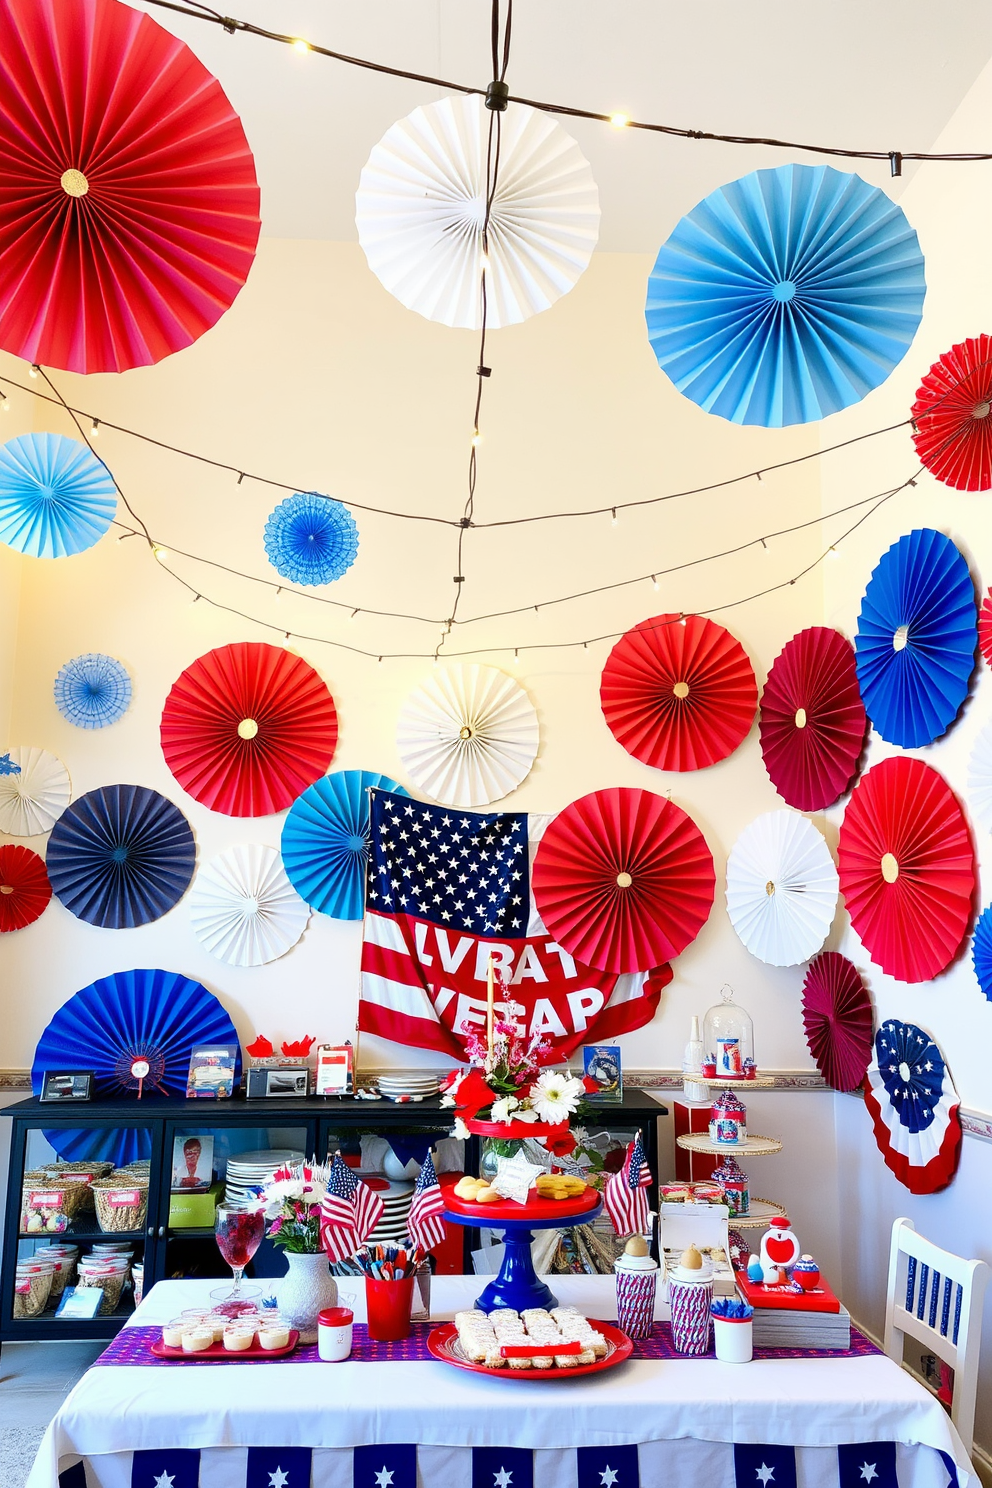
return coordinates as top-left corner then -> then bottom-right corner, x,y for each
133,0 -> 992,252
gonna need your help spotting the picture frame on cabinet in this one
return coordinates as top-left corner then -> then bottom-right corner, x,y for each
39,1071 -> 93,1103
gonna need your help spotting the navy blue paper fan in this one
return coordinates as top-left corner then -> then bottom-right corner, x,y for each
973,904 -> 992,1002
854,529 -> 977,748
43,1126 -> 153,1166
54,653 -> 132,729
281,769 -> 408,919
47,784 -> 196,928
645,164 -> 926,427
263,492 -> 359,586
33,968 -> 241,1165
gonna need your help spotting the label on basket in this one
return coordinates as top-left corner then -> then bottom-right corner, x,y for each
15,1281 -> 29,1295
61,1173 -> 94,1184
29,1190 -> 65,1207
107,1190 -> 141,1206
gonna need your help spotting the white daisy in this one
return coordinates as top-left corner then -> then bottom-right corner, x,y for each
490,1095 -> 521,1124
530,1071 -> 584,1124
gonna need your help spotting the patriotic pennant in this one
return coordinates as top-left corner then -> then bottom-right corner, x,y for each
354,1445 -> 417,1488
472,1449 -> 534,1488
837,1444 -> 898,1488
734,1446 -> 797,1488
406,1149 -> 446,1251
864,1020 -> 962,1194
319,1153 -> 385,1264
247,1451 -> 312,1488
577,1446 -> 639,1488
131,1451 -> 201,1488
604,1131 -> 653,1237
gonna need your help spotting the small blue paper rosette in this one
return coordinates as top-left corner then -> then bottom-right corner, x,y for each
54,653 -> 132,729
854,529 -> 977,748
645,164 -> 926,426
973,905 -> 992,1002
0,433 -> 117,557
281,769 -> 408,918
263,491 -> 359,586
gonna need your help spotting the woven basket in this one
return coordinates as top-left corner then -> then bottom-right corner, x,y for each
92,1179 -> 149,1233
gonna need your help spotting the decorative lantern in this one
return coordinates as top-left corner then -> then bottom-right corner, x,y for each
702,986 -> 755,1079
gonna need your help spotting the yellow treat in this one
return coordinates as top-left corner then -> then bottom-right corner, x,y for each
535,1173 -> 587,1200
474,1184 -> 502,1203
679,1244 -> 703,1271
453,1176 -> 484,1200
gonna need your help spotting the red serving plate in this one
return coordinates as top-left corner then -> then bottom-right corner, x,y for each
427,1319 -> 632,1379
150,1330 -> 299,1361
440,1174 -> 601,1224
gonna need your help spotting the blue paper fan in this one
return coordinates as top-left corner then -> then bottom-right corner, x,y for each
973,905 -> 992,1002
645,164 -> 926,426
54,653 -> 132,729
33,968 -> 241,1165
263,491 -> 359,586
0,433 -> 117,557
46,784 -> 196,929
281,769 -> 408,919
854,529 -> 977,748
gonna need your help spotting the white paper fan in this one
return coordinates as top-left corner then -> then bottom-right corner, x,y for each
0,746 -> 71,835
397,664 -> 540,807
967,719 -> 992,834
189,844 -> 310,967
726,809 -> 839,967
356,94 -> 600,330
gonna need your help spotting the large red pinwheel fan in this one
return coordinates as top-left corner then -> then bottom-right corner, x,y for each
600,614 -> 758,771
979,589 -> 992,667
800,952 -> 873,1092
759,627 -> 866,811
0,844 -> 51,932
911,335 -> 992,491
532,786 -> 715,974
160,642 -> 338,818
0,0 -> 260,373
837,757 -> 975,984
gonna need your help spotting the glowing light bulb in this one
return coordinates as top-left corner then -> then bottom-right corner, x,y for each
90,419 -> 99,437
28,365 -> 38,379
471,429 -> 482,448
152,545 -> 169,563
1,398 -> 9,412
610,112 -> 630,129
611,508 -> 618,527
480,252 -> 491,274
293,38 -> 310,53
651,575 -> 659,591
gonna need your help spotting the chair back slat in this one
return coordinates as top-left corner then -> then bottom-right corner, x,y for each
906,1254 -> 917,1312
940,1275 -> 953,1339
928,1270 -> 940,1330
953,1282 -> 963,1347
916,1262 -> 929,1320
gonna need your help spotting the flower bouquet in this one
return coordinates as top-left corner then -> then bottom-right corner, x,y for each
246,1160 -> 330,1252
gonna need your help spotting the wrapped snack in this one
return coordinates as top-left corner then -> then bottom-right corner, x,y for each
162,1319 -> 185,1348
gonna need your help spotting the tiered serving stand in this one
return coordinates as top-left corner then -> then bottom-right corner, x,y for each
677,1075 -> 785,1230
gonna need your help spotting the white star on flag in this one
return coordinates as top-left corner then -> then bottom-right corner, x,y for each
153,1475 -> 174,1488
374,1470 -> 394,1488
494,1470 -> 513,1488
860,1466 -> 878,1482
600,1469 -> 619,1486
756,1466 -> 775,1485
268,1470 -> 289,1488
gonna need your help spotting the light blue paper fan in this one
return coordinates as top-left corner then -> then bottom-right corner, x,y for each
281,769 -> 408,919
854,529 -> 976,748
54,653 -> 132,729
973,905 -> 992,1003
263,491 -> 359,586
0,433 -> 117,557
645,164 -> 926,426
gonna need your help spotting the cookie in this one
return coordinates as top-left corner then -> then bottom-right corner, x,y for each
535,1173 -> 587,1200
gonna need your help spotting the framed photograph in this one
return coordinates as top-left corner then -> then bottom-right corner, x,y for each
186,1045 -> 238,1099
315,1043 -> 353,1097
171,1134 -> 215,1192
582,1044 -> 622,1103
39,1071 -> 93,1103
247,1066 -> 309,1099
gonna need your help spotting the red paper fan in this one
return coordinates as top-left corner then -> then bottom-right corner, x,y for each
837,757 -> 975,984
759,627 -> 866,811
801,952 -> 873,1091
601,614 -> 757,771
979,589 -> 992,667
532,787 -> 715,973
0,844 -> 51,931
911,335 -> 992,491
0,0 -> 260,373
160,643 -> 338,818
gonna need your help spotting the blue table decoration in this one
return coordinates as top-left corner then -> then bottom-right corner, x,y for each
54,653 -> 132,729
263,491 -> 359,586
645,164 -> 926,426
281,769 -> 407,918
46,783 -> 196,928
854,529 -> 977,748
0,432 -> 117,556
972,905 -> 992,1003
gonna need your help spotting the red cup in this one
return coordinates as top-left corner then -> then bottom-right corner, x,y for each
365,1276 -> 415,1341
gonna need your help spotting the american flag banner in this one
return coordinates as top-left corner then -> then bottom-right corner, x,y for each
359,791 -> 670,1061
604,1130 -> 653,1238
405,1149 -> 446,1252
319,1154 -> 385,1264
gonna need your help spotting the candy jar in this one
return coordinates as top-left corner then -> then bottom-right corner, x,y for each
702,986 -> 755,1079
709,1089 -> 747,1145
792,1255 -> 821,1291
711,1154 -> 749,1215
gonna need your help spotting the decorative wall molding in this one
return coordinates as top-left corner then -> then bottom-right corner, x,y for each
0,1069 -> 30,1091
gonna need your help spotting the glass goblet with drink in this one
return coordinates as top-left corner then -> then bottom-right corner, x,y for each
212,1205 -> 264,1303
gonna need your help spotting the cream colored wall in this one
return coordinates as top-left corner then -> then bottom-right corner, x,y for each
0,241 -> 830,1077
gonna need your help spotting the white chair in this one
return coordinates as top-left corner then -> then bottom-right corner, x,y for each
884,1217 -> 990,1456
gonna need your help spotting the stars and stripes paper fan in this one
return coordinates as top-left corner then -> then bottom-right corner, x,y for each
0,434 -> 116,558
0,844 -> 51,932
263,492 -> 359,587
46,784 -> 196,929
966,718 -> 992,834
189,843 -> 309,967
600,614 -> 757,772
854,529 -> 977,749
397,664 -> 539,808
801,952 -> 873,1091
837,757 -> 975,983
911,335 -> 992,491
281,770 -> 408,920
759,627 -> 866,810
54,653 -> 131,729
0,0 -> 260,373
725,810 -> 839,967
645,164 -> 925,427
160,642 -> 338,817
864,1019 -> 961,1194
971,904 -> 992,1002
0,746 -> 71,836
356,94 -> 599,330
532,787 -> 715,974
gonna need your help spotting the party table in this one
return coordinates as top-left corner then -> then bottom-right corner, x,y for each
27,1276 -> 975,1488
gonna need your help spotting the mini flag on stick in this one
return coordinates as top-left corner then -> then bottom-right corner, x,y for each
604,1130 -> 652,1238
406,1150 -> 446,1252
319,1153 -> 385,1264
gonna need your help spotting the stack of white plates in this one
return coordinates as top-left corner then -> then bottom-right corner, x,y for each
377,1074 -> 441,1103
224,1148 -> 304,1209
364,1177 -> 415,1242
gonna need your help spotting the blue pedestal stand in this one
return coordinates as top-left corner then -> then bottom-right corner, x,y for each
443,1201 -> 603,1313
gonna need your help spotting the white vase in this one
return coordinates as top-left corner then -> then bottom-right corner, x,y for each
277,1251 -> 338,1344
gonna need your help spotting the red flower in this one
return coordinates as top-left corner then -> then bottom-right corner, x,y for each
281,1036 -> 315,1058
246,1034 -> 274,1058
544,1130 -> 577,1158
603,1148 -> 626,1173
582,1076 -> 599,1094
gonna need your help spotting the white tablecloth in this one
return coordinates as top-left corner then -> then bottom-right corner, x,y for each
26,1277 -> 976,1488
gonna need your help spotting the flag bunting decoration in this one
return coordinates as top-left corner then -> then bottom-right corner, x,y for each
604,1131 -> 652,1238
246,1450 -> 312,1488
405,1150 -> 446,1252
319,1154 -> 385,1264
359,791 -> 670,1062
864,1020 -> 962,1194
354,1446 -> 417,1488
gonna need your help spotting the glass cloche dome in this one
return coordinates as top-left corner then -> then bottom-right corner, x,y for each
702,985 -> 755,1078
